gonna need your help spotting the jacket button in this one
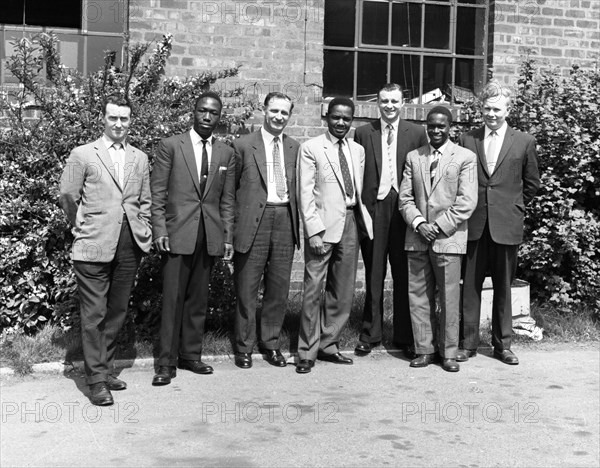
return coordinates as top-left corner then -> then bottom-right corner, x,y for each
259,203 -> 263,208
194,216 -> 199,220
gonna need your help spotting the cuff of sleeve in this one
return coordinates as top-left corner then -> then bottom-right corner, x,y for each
412,216 -> 427,232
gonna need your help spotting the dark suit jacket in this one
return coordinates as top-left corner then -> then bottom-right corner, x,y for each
151,131 -> 236,256
232,131 -> 300,253
459,125 -> 540,245
354,119 -> 428,219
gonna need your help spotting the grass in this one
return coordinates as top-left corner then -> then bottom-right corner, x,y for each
1,294 -> 598,375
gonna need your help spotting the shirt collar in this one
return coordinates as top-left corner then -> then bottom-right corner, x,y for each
429,140 -> 450,156
484,122 -> 508,139
261,127 -> 282,144
102,134 -> 126,150
191,128 -> 212,146
380,118 -> 398,132
327,131 -> 347,146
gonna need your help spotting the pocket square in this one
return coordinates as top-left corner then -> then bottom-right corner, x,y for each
219,166 -> 227,171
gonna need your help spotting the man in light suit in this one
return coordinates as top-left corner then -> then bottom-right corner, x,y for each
354,83 -> 428,357
296,98 -> 373,374
399,106 -> 477,372
232,92 -> 300,369
59,95 -> 152,406
151,91 -> 235,385
458,81 -> 540,365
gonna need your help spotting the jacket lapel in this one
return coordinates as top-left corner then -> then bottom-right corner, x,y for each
418,146 -> 432,197
369,122 -> 383,180
122,144 -> 136,191
181,131 -> 202,197
252,132 -> 268,188
493,126 -> 515,174
282,134 -> 295,186
474,127 -> 489,178
323,135 -> 345,194
431,142 -> 455,192
95,138 -> 121,191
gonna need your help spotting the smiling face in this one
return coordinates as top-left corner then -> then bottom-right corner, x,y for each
102,103 -> 131,143
426,112 -> 450,149
193,97 -> 222,138
262,97 -> 293,137
482,94 -> 511,131
378,89 -> 403,124
326,104 -> 354,140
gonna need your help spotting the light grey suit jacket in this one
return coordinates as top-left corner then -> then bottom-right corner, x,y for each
399,141 -> 477,255
297,133 -> 373,243
59,137 -> 152,262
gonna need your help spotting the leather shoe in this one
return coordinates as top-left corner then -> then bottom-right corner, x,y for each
296,359 -> 314,374
456,348 -> 477,362
494,349 -> 519,365
88,382 -> 114,406
234,353 -> 253,369
410,354 -> 437,368
355,341 -> 379,356
178,359 -> 214,374
317,352 -> 353,365
152,366 -> 176,386
442,358 -> 460,372
107,375 -> 127,391
261,349 -> 287,367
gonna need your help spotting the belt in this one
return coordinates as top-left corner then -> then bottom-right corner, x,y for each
266,202 -> 290,207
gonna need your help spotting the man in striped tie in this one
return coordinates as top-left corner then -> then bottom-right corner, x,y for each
399,106 -> 478,372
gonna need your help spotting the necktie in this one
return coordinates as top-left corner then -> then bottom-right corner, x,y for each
386,123 -> 394,146
272,136 -> 286,199
112,142 -> 125,187
486,130 -> 498,173
430,150 -> 440,186
386,124 -> 396,190
338,139 -> 354,199
200,139 -> 209,195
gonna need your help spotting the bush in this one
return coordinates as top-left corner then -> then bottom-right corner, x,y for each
0,33 -> 256,333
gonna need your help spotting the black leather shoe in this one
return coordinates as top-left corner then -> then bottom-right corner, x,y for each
178,359 -> 214,374
152,366 -> 176,386
442,358 -> 460,372
296,359 -> 314,374
107,375 -> 127,391
234,353 -> 253,369
456,349 -> 477,362
494,349 -> 519,365
89,382 -> 114,406
410,354 -> 437,368
317,352 -> 353,365
355,341 -> 379,356
261,349 -> 287,367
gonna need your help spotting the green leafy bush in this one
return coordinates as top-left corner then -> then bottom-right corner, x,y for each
0,33 -> 256,333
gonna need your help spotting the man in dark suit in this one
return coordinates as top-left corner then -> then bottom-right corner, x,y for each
399,106 -> 477,373
296,98 -> 373,374
59,95 -> 152,406
354,83 -> 428,356
232,92 -> 300,369
151,91 -> 235,385
458,80 -> 540,365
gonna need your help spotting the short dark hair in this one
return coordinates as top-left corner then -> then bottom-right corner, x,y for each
427,105 -> 453,124
327,97 -> 355,115
102,94 -> 130,114
264,92 -> 294,112
195,91 -> 223,110
377,83 -> 403,100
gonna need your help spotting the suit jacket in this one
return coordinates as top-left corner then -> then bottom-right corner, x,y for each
59,137 -> 152,263
459,125 -> 540,245
355,119 -> 428,218
232,131 -> 300,253
399,141 -> 478,255
150,131 -> 236,256
297,133 -> 373,243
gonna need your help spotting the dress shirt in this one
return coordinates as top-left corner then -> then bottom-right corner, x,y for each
190,127 -> 212,183
326,131 -> 356,208
377,118 -> 399,200
484,122 -> 508,173
261,127 -> 289,204
102,134 -> 126,189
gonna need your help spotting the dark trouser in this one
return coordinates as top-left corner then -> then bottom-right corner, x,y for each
158,216 -> 213,366
74,217 -> 142,385
298,210 -> 359,361
359,188 -> 412,346
461,223 -> 518,351
234,205 -> 295,353
407,250 -> 462,359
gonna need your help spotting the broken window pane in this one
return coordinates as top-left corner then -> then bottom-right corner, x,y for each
423,56 -> 451,102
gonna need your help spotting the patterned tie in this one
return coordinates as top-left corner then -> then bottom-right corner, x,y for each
200,139 -> 209,195
272,136 -> 286,199
338,139 -> 354,199
430,150 -> 440,186
386,123 -> 394,146
112,142 -> 125,187
486,130 -> 498,173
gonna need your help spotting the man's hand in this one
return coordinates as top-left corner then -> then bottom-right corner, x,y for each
223,243 -> 234,261
308,233 -> 325,255
153,236 -> 170,253
417,222 -> 439,243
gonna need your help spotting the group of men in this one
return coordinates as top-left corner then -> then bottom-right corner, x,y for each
59,81 -> 540,407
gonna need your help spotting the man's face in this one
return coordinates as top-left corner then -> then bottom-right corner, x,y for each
193,97 -> 222,138
378,89 -> 403,124
263,97 -> 292,136
102,103 -> 131,143
327,104 -> 354,140
482,94 -> 510,131
426,113 -> 450,149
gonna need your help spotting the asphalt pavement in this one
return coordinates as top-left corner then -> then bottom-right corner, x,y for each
1,344 -> 598,467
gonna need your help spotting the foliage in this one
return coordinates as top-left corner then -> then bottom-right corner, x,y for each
0,33 -> 257,333
458,61 -> 600,312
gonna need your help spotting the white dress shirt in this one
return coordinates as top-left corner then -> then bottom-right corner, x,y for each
484,122 -> 508,173
261,127 -> 289,204
190,127 -> 212,182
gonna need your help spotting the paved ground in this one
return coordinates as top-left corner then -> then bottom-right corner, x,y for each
1,345 -> 598,467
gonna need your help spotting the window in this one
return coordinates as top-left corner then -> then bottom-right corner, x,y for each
1,1 -> 128,84
323,0 -> 489,104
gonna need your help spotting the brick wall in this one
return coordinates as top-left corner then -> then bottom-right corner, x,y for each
490,0 -> 599,85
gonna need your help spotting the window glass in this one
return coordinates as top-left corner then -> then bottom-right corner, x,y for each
323,50 -> 355,98
357,52 -> 387,99
423,55 -> 451,101
362,1 -> 388,45
390,54 -> 420,102
87,35 -> 123,72
456,7 -> 486,55
324,0 -> 356,47
424,4 -> 450,50
0,0 -> 25,25
391,2 -> 422,48
86,0 -> 127,34
25,0 -> 82,28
